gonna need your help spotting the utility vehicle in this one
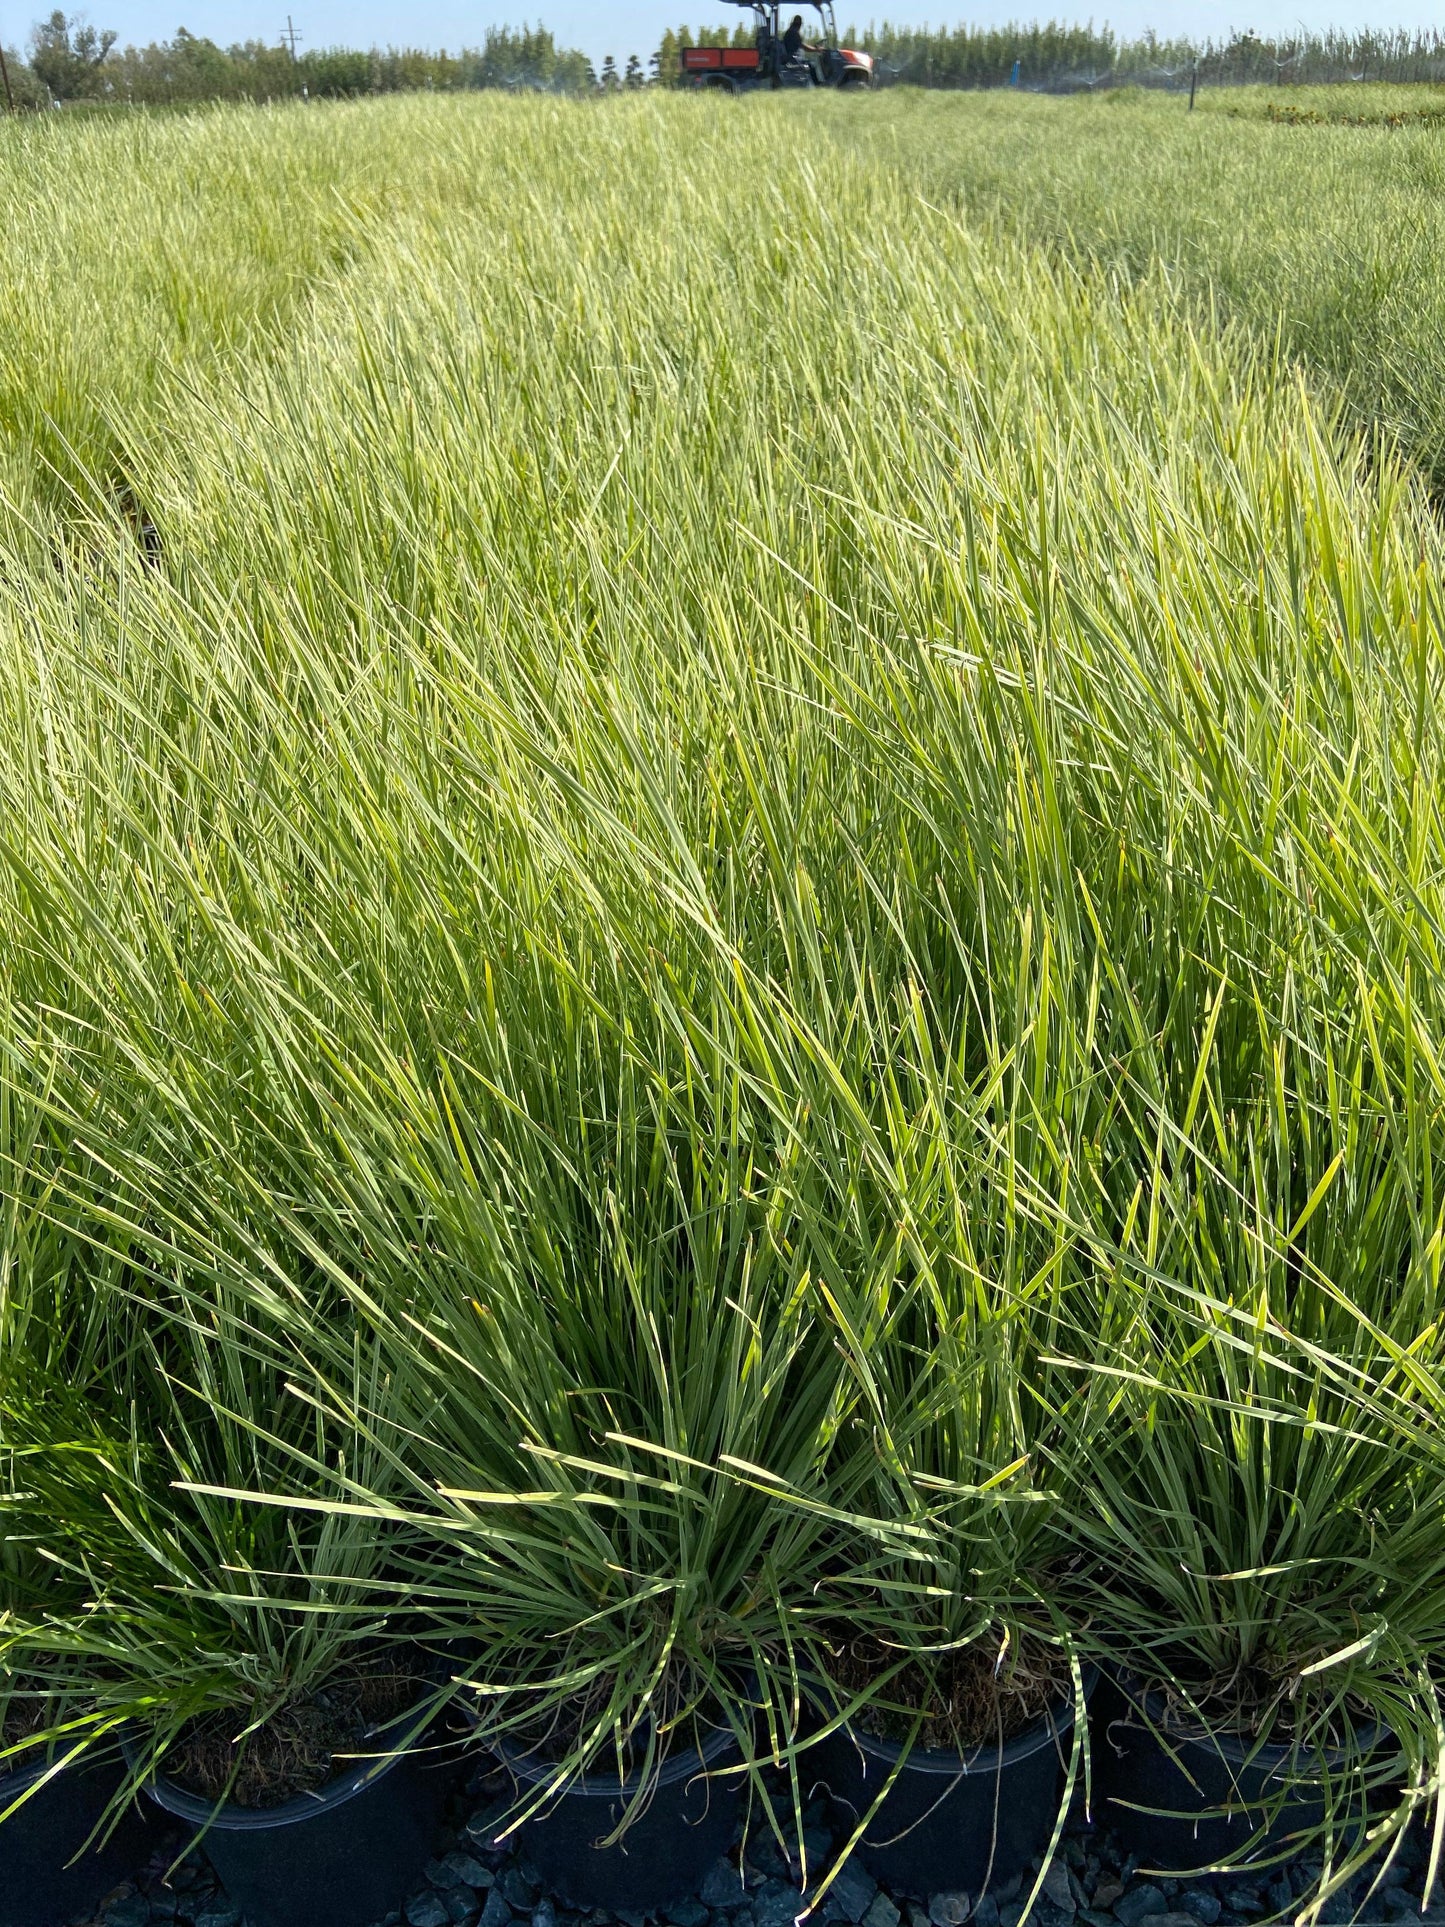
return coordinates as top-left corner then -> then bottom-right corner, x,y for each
679,1 -> 875,91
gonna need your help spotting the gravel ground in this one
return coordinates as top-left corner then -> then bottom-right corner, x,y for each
85,1755 -> 1445,1927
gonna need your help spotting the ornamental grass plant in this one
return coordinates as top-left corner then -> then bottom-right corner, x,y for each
0,91 -> 1442,1912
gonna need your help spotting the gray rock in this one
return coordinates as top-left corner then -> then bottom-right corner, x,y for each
909,1909 -> 930,1927
1115,1889 -> 1168,1927
1220,1891 -> 1262,1918
999,1905 -> 1025,1927
971,1901 -> 999,1927
826,1865 -> 878,1926
1144,1915 -> 1203,1927
1043,1865 -> 1078,1915
444,1855 -> 496,1891
105,1898 -> 152,1927
532,1903 -> 557,1927
1094,1883 -> 1126,1912
446,1894 -> 479,1926
929,1895 -> 971,1927
801,1828 -> 832,1870
731,1908 -> 757,1927
663,1903 -> 710,1927
863,1897 -> 901,1927
749,1837 -> 792,1879
1181,1895 -> 1221,1925
479,1891 -> 514,1927
1266,1877 -> 1292,1917
756,1880 -> 805,1927
701,1862 -> 748,1910
148,1893 -> 179,1920
1082,1913 -> 1119,1927
408,1893 -> 453,1927
1037,1904 -> 1075,1927
502,1872 -> 537,1912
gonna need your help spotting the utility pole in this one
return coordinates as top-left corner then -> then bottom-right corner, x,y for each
280,14 -> 302,59
1188,57 -> 1197,108
0,35 -> 16,112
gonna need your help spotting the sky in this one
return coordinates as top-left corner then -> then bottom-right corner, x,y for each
4,0 -> 1437,72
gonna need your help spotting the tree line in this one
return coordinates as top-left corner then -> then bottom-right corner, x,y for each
844,22 -> 1445,89
2,18 -> 614,105
5,14 -> 1445,109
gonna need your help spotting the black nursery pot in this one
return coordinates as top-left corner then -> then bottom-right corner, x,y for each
127,1706 -> 460,1927
0,1743 -> 151,1927
500,1715 -> 747,1912
809,1677 -> 1088,1900
1095,1672 -> 1376,1875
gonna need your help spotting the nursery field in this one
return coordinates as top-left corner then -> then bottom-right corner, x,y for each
2,90 -> 1445,1923
834,86 -> 1445,488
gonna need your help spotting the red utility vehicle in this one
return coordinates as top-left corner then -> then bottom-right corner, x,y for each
680,1 -> 874,91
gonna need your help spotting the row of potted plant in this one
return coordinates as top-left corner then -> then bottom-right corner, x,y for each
0,1616 -> 1413,1927
0,1240 -> 1431,1926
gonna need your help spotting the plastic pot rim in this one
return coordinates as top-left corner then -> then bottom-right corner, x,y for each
120,1699 -> 437,1833
496,1704 -> 745,1798
0,1738 -> 105,1802
1109,1665 -> 1385,1769
821,1663 -> 1095,1777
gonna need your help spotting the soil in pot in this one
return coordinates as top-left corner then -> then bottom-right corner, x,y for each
808,1632 -> 1083,1899
1094,1664 -> 1378,1876
134,1656 -> 461,1927
161,1657 -> 428,1808
492,1679 -> 750,1913
1,1694 -> 151,1927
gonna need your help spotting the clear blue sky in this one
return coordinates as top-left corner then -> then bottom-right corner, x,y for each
5,2 -> 1437,70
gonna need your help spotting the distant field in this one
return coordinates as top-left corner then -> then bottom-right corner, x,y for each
825,85 -> 1445,484
1199,80 -> 1445,122
1,93 -> 1443,1890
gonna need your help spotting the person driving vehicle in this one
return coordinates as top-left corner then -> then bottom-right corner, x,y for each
781,13 -> 817,64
